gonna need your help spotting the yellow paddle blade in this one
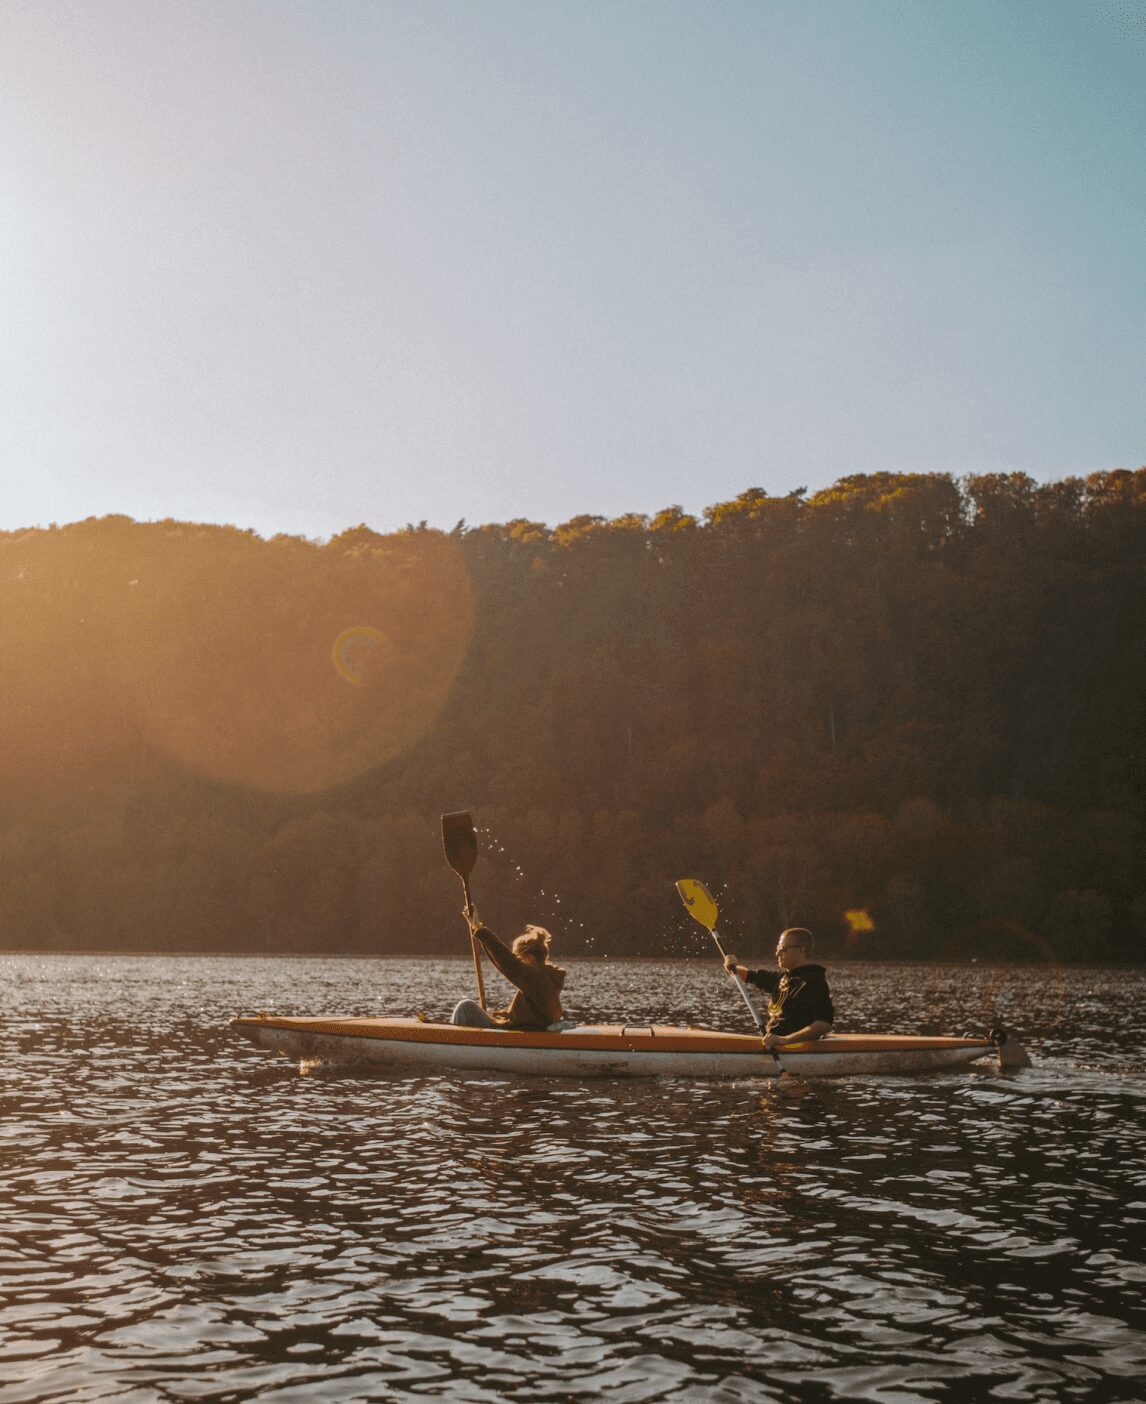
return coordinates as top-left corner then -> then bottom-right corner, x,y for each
676,878 -> 718,931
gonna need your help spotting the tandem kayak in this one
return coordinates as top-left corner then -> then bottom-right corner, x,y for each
231,1015 -> 1027,1078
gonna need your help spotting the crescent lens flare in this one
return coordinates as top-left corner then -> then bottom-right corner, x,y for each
332,626 -> 387,686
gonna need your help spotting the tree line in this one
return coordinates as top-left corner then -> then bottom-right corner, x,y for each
1,469 -> 1143,961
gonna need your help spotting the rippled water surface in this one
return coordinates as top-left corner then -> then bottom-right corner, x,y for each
2,955 -> 1144,1403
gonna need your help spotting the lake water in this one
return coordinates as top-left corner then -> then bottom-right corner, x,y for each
1,955 -> 1144,1403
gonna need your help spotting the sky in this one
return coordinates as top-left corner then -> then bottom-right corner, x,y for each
2,0 -> 1144,540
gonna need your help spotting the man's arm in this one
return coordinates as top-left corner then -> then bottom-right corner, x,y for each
723,957 -> 779,995
763,1019 -> 832,1050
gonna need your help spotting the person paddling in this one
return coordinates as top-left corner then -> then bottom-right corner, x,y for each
723,927 -> 833,1051
451,917 -> 567,1031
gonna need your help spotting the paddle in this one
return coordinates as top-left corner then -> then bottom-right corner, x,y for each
676,878 -> 770,1040
441,811 -> 486,1009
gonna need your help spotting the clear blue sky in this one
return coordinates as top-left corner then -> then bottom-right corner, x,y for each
2,0 -> 1143,539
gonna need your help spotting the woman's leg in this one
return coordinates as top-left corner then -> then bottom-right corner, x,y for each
451,998 -> 499,1028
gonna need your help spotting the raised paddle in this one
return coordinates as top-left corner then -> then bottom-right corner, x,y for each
676,878 -> 769,1039
441,811 -> 486,1009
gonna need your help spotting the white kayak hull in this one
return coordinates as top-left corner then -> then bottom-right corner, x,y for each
232,1015 -> 1004,1079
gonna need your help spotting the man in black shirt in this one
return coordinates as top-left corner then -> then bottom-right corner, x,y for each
724,927 -> 834,1051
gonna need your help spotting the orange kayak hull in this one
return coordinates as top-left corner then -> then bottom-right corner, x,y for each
232,1015 -> 1001,1079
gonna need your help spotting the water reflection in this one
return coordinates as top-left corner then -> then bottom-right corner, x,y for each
1,955 -> 1144,1402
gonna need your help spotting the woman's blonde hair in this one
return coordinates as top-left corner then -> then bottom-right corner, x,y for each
513,925 -> 552,961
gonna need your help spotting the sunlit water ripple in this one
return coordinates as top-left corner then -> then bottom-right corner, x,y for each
1,955 -> 1144,1403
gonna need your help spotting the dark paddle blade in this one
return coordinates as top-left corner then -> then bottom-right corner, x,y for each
441,811 -> 478,880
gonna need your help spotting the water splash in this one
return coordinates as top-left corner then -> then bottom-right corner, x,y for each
476,825 -> 593,951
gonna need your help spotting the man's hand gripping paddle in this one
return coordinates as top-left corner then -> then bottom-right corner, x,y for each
676,878 -> 771,1043
442,811 -> 486,1009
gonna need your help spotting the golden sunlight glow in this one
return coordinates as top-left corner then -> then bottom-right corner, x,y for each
845,908 -> 876,939
126,534 -> 474,793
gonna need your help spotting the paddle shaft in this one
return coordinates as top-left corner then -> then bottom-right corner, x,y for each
710,924 -> 768,1037
441,812 -> 487,1010
460,874 -> 488,1009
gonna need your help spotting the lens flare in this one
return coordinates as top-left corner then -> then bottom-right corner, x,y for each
123,531 -> 474,793
331,626 -> 388,687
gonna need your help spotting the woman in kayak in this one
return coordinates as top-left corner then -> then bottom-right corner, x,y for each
723,927 -> 834,1051
451,919 -> 567,1030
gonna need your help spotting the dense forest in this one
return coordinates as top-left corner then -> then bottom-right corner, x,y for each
1,470 -> 1143,962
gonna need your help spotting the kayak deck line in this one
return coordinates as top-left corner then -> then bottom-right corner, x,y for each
233,1014 -> 993,1054
235,1015 -> 773,1055
232,1014 -> 1004,1078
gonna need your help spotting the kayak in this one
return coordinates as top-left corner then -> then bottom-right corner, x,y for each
231,1014 -> 1025,1078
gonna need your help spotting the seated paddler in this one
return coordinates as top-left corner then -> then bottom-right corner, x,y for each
723,926 -> 833,1051
451,917 -> 567,1031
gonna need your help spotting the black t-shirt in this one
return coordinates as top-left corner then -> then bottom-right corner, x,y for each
744,963 -> 833,1036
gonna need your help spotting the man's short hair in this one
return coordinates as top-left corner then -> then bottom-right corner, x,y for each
780,927 -> 813,955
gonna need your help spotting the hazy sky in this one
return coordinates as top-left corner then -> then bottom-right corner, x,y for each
3,0 -> 1144,539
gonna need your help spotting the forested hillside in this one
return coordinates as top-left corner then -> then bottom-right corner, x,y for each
2,470 -> 1143,960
